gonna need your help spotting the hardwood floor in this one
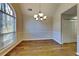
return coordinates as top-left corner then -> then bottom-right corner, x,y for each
5,39 -> 76,56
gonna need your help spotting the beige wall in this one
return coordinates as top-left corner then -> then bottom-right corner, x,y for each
12,3 -> 23,41
77,4 -> 79,55
23,15 -> 53,40
52,3 -> 77,44
20,3 -> 55,40
0,3 -> 23,55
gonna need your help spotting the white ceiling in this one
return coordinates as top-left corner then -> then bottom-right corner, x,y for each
19,3 -> 59,17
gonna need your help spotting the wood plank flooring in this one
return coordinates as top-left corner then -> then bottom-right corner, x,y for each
5,39 -> 76,56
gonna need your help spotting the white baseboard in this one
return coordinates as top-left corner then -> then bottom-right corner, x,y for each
23,38 -> 53,41
52,38 -> 62,44
23,38 -> 62,45
0,40 -> 22,56
76,52 -> 79,56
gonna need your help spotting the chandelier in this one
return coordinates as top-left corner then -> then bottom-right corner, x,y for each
33,4 -> 47,20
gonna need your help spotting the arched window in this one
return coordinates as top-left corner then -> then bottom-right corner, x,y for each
0,3 -> 16,50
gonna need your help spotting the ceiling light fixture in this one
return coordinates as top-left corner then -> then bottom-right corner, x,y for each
33,4 -> 47,20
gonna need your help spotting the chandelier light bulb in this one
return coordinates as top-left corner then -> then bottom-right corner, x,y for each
40,18 -> 43,20
34,14 -> 38,18
36,18 -> 38,20
43,16 -> 47,19
39,12 -> 44,17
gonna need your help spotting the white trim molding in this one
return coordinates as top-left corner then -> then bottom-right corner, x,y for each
23,38 -> 53,41
76,52 -> 79,56
23,38 -> 62,45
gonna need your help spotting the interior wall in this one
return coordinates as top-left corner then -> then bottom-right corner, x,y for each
77,4 -> 79,55
23,15 -> 53,40
52,3 -> 77,44
62,19 -> 77,43
12,3 -> 23,41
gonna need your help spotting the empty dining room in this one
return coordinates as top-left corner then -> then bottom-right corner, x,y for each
0,3 -> 79,56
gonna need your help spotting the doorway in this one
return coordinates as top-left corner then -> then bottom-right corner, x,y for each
61,5 -> 77,53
